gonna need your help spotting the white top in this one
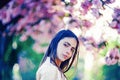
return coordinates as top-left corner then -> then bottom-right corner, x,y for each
36,57 -> 67,80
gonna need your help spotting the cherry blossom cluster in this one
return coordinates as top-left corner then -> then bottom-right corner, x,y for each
105,47 -> 120,65
0,0 -> 94,41
0,0 -> 118,54
0,0 -> 65,53
81,0 -> 92,15
80,0 -> 115,18
109,7 -> 120,33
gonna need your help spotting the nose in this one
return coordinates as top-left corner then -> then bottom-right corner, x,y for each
66,47 -> 72,55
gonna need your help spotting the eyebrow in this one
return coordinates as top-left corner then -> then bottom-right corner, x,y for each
65,42 -> 71,46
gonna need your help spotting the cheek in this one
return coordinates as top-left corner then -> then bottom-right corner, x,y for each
57,47 -> 63,56
57,45 -> 65,52
68,53 -> 73,59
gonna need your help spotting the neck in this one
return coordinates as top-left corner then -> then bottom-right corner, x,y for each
55,58 -> 62,67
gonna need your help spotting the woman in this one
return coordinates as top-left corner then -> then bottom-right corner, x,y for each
36,29 -> 79,80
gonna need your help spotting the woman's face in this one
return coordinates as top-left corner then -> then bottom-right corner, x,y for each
56,37 -> 77,62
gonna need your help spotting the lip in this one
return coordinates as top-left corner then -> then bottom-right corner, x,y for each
63,54 -> 68,59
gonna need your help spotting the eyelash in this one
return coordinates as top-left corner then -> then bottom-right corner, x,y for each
63,43 -> 69,47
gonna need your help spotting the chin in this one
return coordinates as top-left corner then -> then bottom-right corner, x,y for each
59,56 -> 68,62
62,58 -> 68,62
60,58 -> 66,62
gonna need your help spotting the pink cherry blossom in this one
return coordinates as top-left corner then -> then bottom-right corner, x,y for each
91,8 -> 102,19
70,0 -> 77,5
92,0 -> 103,9
81,0 -> 92,15
105,48 -> 120,65
19,34 -> 28,42
82,19 -> 93,28
110,20 -> 118,28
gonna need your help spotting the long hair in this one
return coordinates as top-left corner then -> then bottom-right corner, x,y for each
41,29 -> 79,73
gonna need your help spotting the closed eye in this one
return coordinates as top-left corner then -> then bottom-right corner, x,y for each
63,43 -> 69,47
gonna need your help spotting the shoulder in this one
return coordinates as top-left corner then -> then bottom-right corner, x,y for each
38,61 -> 58,74
36,59 -> 58,80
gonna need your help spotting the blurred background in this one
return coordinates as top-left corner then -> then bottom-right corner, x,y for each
0,0 -> 120,80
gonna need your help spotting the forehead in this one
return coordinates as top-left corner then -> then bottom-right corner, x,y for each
59,37 -> 77,47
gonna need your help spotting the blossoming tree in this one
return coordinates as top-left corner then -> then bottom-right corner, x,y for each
0,0 -> 120,80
